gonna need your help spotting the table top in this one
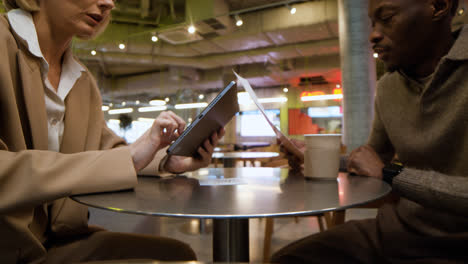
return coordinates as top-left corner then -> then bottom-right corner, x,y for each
212,152 -> 279,159
72,168 -> 391,219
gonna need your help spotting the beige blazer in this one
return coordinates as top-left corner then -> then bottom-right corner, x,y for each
0,15 -> 166,263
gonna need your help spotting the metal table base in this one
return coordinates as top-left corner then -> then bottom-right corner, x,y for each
213,218 -> 250,262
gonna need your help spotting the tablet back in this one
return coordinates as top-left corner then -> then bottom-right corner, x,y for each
167,81 -> 238,156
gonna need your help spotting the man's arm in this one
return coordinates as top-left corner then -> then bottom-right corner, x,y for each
367,95 -> 395,164
393,168 -> 468,217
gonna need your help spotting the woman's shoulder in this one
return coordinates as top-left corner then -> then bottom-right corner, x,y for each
0,14 -> 18,48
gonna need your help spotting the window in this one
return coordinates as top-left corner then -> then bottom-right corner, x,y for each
238,109 -> 280,137
106,120 -> 152,143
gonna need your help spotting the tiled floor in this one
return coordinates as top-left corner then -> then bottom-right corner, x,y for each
89,207 -> 377,262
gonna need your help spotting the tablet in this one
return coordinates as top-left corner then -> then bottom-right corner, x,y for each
167,81 -> 238,156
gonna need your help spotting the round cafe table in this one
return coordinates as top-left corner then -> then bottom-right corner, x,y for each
72,167 -> 391,262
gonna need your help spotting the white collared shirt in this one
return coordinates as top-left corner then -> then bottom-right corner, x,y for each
7,9 -> 86,152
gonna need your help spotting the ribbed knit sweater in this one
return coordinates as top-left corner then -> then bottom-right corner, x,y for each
368,25 -> 468,234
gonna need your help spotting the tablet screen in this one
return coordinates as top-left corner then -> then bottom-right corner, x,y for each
167,81 -> 238,156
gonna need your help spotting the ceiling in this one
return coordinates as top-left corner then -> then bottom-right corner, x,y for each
75,0 -> 341,101
2,0 -> 468,103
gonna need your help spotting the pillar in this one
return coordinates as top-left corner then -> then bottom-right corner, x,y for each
338,0 -> 376,153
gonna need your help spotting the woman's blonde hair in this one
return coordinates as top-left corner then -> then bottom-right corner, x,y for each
3,0 -> 40,12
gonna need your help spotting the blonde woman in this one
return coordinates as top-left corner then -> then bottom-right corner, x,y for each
0,0 -> 223,262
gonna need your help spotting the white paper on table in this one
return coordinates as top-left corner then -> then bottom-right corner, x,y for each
233,71 -> 304,162
199,178 -> 247,186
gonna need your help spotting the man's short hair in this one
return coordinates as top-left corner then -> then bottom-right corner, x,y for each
3,0 -> 39,12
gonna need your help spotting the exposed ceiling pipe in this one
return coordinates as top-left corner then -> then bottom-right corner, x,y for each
141,0 -> 150,18
78,38 -> 339,70
100,53 -> 340,99
74,0 -> 338,56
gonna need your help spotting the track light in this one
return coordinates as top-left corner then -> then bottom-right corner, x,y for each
118,43 -> 126,50
151,35 -> 158,42
108,108 -> 133,115
91,50 -> 97,56
149,99 -> 166,106
188,25 -> 196,34
234,14 -> 243,27
287,4 -> 296,15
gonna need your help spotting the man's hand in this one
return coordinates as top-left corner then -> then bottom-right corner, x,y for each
164,128 -> 225,174
130,111 -> 186,172
347,145 -> 384,179
279,138 -> 305,171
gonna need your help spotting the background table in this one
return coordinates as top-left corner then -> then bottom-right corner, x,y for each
72,168 -> 391,262
234,142 -> 271,151
212,151 -> 279,167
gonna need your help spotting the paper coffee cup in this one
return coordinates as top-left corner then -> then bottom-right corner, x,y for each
303,134 -> 341,180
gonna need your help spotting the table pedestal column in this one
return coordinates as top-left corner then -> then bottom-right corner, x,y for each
213,218 -> 249,262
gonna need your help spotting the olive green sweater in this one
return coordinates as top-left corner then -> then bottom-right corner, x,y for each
368,25 -> 468,233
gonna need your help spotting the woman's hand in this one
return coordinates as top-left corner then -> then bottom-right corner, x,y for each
130,111 -> 186,171
347,145 -> 384,179
164,128 -> 225,174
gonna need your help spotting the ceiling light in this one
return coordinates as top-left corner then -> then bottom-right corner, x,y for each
119,43 -> 126,50
138,106 -> 168,112
234,14 -> 243,27
188,25 -> 196,34
336,84 -> 341,88
458,8 -> 465,16
101,105 -> 109,111
121,101 -> 126,106
151,35 -> 158,42
283,87 -> 289,93
373,53 -> 379,58
135,100 -> 140,105
301,94 -> 343,102
165,97 -> 170,102
198,94 -> 205,99
175,102 -> 208,109
259,97 -> 288,103
108,108 -> 134,115
149,99 -> 166,106
91,50 -> 97,56
287,4 -> 297,15
188,117 -> 193,123
109,103 -> 113,107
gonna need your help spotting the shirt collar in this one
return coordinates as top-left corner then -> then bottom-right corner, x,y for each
7,9 -> 85,74
445,25 -> 468,61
